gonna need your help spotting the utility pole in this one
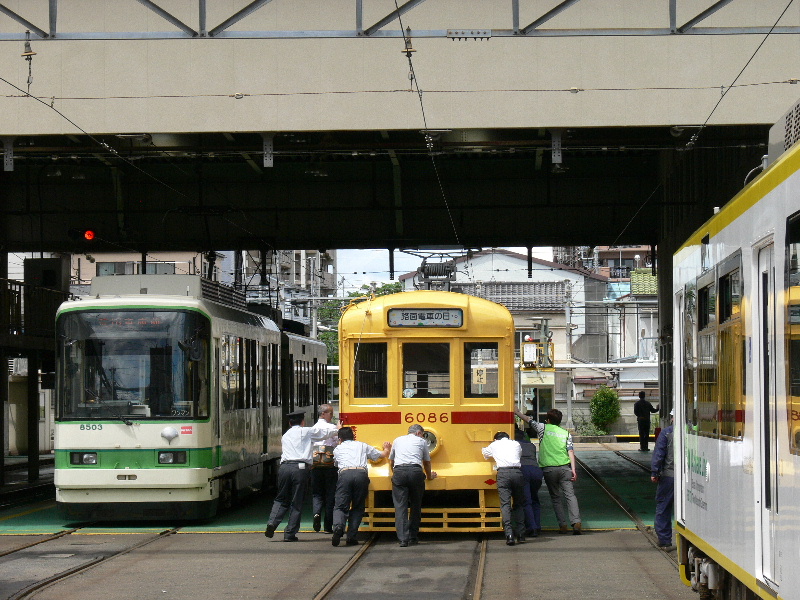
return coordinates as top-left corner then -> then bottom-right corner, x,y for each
564,280 -> 574,429
309,255 -> 318,338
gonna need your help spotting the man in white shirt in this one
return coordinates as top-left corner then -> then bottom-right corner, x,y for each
330,426 -> 391,547
311,404 -> 338,533
389,424 -> 437,547
264,410 -> 338,541
482,431 -> 526,546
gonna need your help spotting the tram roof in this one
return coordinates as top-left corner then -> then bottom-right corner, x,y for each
339,290 -> 514,335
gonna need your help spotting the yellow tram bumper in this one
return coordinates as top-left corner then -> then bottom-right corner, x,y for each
363,463 -> 504,532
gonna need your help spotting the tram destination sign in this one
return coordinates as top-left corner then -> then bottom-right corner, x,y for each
388,308 -> 463,328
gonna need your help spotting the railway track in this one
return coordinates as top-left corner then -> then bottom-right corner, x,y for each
0,525 -> 182,600
582,446 -> 678,565
313,532 -> 490,600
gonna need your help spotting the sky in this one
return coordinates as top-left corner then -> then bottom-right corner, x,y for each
335,247 -> 552,293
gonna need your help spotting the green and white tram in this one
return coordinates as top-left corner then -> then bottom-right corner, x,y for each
54,274 -> 326,521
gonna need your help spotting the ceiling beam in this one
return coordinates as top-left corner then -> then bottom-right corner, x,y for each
136,0 -> 198,37
677,0 -> 735,33
520,0 -> 582,35
0,3 -> 48,38
209,0 -> 275,37
363,0 -> 429,36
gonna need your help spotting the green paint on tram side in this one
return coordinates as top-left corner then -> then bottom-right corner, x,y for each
54,447 -> 216,469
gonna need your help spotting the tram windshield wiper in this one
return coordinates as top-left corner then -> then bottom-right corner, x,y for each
115,413 -> 133,426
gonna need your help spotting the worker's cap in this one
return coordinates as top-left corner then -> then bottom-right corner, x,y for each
287,410 -> 306,419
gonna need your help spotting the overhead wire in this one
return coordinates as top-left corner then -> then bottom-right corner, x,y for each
3,78 -> 799,102
613,0 -> 795,247
686,0 -> 795,149
394,1 -> 461,247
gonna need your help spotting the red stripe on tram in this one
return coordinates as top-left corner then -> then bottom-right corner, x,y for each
450,411 -> 515,424
339,412 -> 402,425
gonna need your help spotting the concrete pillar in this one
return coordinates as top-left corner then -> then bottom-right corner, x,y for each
0,350 -> 6,486
26,351 -> 39,482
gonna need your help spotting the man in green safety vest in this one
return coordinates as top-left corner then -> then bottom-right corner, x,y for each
515,407 -> 582,535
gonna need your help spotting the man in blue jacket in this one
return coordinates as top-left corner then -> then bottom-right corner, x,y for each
651,409 -> 674,550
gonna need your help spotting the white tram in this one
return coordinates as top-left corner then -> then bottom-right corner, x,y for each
54,274 -> 326,520
673,105 -> 800,598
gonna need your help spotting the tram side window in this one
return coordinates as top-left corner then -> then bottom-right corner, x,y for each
270,345 -> 280,407
697,283 -> 718,437
354,342 -> 387,398
296,360 -> 311,408
683,284 -> 698,433
786,212 -> 800,453
718,267 -> 744,440
464,342 -> 499,398
403,343 -> 450,398
221,334 -> 243,412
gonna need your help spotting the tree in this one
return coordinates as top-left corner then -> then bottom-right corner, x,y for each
589,385 -> 621,433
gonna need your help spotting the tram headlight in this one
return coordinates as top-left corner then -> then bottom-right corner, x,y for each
70,452 -> 97,465
158,451 -> 187,464
422,430 -> 439,455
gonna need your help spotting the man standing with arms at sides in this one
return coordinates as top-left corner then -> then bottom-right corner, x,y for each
389,424 -> 437,547
264,410 -> 338,542
482,431 -> 526,546
634,391 -> 659,451
330,427 -> 392,547
651,409 -> 675,550
515,407 -> 582,535
311,404 -> 338,533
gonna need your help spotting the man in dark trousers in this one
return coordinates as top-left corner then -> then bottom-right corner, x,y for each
634,391 -> 659,451
482,431 -> 526,546
651,409 -> 675,550
389,424 -> 437,547
311,404 -> 338,533
264,410 -> 338,541
330,427 -> 391,546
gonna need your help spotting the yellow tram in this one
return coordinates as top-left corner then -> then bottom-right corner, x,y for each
338,290 -> 515,532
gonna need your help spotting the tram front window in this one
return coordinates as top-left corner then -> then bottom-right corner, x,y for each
57,310 -> 210,420
403,343 -> 450,398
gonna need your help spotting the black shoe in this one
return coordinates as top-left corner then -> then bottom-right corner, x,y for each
331,529 -> 342,547
345,539 -> 358,546
399,541 -> 409,547
409,538 -> 419,546
659,544 -> 676,551
284,536 -> 299,542
516,534 -> 526,544
526,529 -> 539,538
264,524 -> 276,538
506,535 -> 515,546
312,514 -> 321,532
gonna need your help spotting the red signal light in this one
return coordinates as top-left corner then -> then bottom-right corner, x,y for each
83,230 -> 95,241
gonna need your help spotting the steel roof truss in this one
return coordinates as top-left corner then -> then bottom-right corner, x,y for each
363,0 -> 429,36
136,0 -> 198,37
519,0 -> 582,35
0,3 -> 48,38
677,0 -> 736,33
208,0 -> 275,37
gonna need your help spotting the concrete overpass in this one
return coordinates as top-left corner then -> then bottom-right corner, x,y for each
0,0 -> 798,255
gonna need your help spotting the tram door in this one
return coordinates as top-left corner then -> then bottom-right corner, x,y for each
757,243 -> 778,587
